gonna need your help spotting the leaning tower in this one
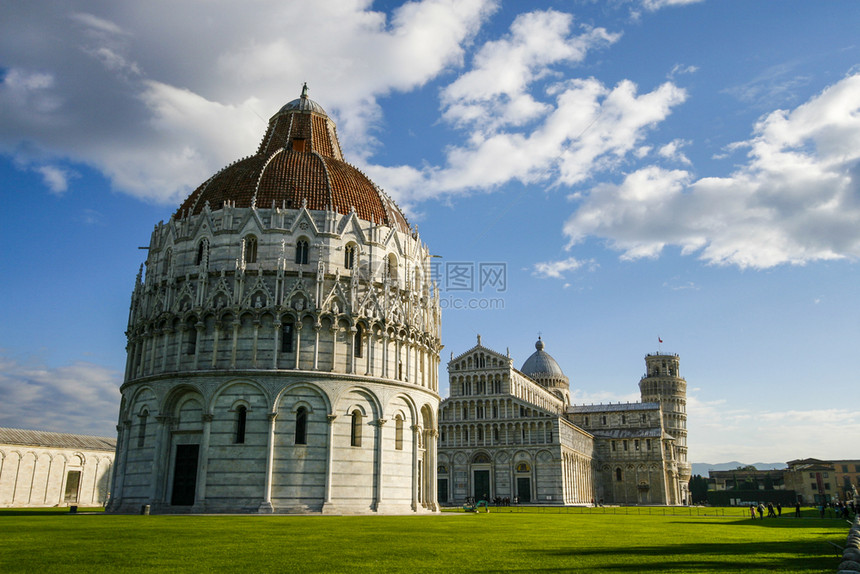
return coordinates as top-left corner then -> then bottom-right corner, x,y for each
639,353 -> 691,504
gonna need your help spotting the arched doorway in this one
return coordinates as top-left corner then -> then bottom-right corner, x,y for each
515,462 -> 531,503
471,452 -> 491,501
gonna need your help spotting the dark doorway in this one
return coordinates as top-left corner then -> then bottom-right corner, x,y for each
473,469 -> 490,500
64,471 -> 81,503
171,444 -> 199,506
517,477 -> 531,503
437,478 -> 449,504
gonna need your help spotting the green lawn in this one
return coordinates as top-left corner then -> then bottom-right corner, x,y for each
0,507 -> 848,573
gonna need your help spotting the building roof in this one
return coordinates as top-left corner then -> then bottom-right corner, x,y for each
568,402 -> 660,413
0,428 -> 116,451
520,337 -> 566,379
590,428 -> 664,439
175,85 -> 410,233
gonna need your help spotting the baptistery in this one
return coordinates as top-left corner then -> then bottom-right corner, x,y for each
108,86 -> 442,514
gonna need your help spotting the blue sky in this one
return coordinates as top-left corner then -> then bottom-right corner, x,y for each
1,0 -> 859,464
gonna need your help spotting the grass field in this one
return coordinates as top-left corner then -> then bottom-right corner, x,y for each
0,507 -> 848,573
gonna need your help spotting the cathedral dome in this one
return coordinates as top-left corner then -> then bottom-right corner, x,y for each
175,84 -> 409,233
520,337 -> 566,379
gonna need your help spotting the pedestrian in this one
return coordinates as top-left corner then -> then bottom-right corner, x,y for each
757,503 -> 764,520
776,503 -> 782,517
749,504 -> 756,519
794,501 -> 801,518
767,502 -> 775,517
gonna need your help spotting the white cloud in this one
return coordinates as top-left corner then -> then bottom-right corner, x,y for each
0,352 -> 121,436
0,0 -> 494,201
385,76 -> 686,207
687,393 -> 860,462
36,165 -> 75,194
440,10 -> 620,131
564,73 -> 860,268
641,0 -> 703,11
657,139 -> 691,164
533,256 -> 596,279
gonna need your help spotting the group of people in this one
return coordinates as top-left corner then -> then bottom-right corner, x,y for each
749,502 -> 786,519
827,500 -> 856,519
750,500 -> 858,520
465,495 -> 518,506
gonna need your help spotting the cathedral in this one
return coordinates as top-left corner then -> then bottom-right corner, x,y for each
108,86 -> 442,514
438,337 -> 691,506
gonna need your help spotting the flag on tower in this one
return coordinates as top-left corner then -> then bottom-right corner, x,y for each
658,337 -> 663,343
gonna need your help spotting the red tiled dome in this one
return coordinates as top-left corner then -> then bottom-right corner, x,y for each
175,85 -> 409,233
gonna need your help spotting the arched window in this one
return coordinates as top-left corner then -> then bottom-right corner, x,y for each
235,406 -> 247,444
354,324 -> 363,358
616,468 -> 623,482
295,239 -> 309,264
344,244 -> 355,269
162,248 -> 172,275
350,410 -> 362,447
137,410 -> 148,447
387,254 -> 397,281
295,407 -> 308,445
244,235 -> 258,264
185,321 -> 198,355
281,322 -> 294,353
196,238 -> 209,266
395,415 -> 404,450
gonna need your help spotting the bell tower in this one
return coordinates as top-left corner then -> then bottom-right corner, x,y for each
639,353 -> 691,504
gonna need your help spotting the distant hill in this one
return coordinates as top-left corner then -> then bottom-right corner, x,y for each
691,461 -> 787,476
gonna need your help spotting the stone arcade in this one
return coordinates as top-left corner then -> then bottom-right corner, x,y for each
108,87 -> 442,514
438,337 -> 691,506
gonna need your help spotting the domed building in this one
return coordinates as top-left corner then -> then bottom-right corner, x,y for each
108,86 -> 442,514
438,336 -> 690,506
520,337 -> 570,405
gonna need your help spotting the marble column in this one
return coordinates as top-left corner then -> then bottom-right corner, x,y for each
193,413 -> 213,510
151,416 -> 172,504
258,412 -> 278,513
411,424 -> 420,511
322,414 -> 337,513
373,418 -> 388,511
108,420 -> 132,510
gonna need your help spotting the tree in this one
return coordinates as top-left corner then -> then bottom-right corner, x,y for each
689,475 -> 709,504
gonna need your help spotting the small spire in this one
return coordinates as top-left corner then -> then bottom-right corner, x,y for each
477,334 -> 482,346
301,82 -> 309,99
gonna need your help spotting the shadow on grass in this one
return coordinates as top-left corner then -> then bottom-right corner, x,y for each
531,539 -> 834,572
674,517 -> 848,529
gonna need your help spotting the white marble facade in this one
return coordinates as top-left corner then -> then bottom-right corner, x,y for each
0,428 -> 114,508
108,88 -> 442,514
438,338 -> 691,506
